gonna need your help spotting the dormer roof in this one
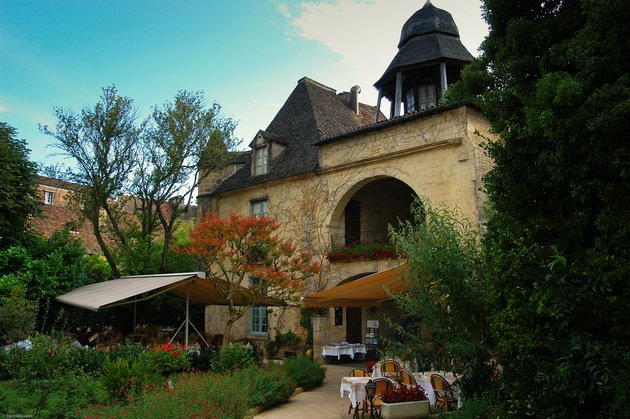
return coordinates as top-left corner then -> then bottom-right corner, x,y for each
211,77 -> 382,195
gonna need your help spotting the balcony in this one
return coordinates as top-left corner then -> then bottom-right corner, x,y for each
327,230 -> 396,262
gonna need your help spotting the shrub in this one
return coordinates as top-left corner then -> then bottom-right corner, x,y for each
0,374 -> 107,418
210,343 -> 256,374
232,365 -> 295,409
188,345 -> 214,371
283,356 -> 325,390
58,345 -> 106,375
101,357 -> 160,402
82,372 -> 250,418
107,341 -> 145,362
266,330 -> 300,358
140,343 -> 190,376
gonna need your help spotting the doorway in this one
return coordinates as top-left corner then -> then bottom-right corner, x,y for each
346,307 -> 362,343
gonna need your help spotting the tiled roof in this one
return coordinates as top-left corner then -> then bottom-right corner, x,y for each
37,175 -> 83,192
31,205 -> 102,254
212,77 -> 384,194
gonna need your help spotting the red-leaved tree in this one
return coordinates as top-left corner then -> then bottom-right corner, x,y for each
176,211 -> 320,343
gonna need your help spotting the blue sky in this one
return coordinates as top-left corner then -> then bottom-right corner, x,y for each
0,0 -> 487,168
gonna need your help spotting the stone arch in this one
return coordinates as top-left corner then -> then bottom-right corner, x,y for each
326,172 -> 421,246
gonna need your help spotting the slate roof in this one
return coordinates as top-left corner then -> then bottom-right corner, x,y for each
211,77 -> 384,195
374,0 -> 473,88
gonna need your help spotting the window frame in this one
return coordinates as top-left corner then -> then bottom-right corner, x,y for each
254,145 -> 269,176
44,190 -> 54,205
250,277 -> 268,336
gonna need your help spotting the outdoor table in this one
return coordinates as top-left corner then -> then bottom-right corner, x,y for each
340,376 -> 397,417
322,343 -> 367,360
412,372 -> 462,408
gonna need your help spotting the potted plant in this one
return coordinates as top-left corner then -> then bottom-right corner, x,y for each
380,385 -> 430,419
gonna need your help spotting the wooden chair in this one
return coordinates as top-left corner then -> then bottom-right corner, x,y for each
398,368 -> 417,386
347,369 -> 370,415
380,359 -> 402,381
365,377 -> 393,418
430,374 -> 457,412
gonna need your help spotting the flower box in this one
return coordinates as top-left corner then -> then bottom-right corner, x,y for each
381,400 -> 430,419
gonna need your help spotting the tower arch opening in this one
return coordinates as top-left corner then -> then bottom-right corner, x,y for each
329,177 -> 418,249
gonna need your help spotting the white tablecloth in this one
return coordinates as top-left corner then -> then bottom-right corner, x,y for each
340,376 -> 372,407
322,343 -> 367,360
413,372 -> 462,408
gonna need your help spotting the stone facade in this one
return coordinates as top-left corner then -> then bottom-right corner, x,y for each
197,2 -> 495,359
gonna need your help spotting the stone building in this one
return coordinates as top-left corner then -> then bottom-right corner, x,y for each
197,0 -> 494,358
32,175 -> 101,253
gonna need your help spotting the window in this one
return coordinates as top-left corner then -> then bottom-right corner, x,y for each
254,146 -> 268,175
250,277 -> 268,335
44,190 -> 54,205
406,89 -> 415,113
250,306 -> 268,335
334,307 -> 343,326
418,84 -> 436,110
251,199 -> 268,217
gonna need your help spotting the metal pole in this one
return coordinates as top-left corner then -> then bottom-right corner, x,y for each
185,282 -> 190,347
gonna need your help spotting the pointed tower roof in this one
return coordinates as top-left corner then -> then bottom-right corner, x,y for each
374,0 -> 473,89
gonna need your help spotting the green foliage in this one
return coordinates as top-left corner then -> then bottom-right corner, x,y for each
82,372 -> 249,418
0,230 -> 109,335
326,241 -> 396,261
447,0 -> 630,416
210,343 -> 256,374
300,307 -> 314,346
0,122 -> 40,249
0,290 -> 37,343
282,356 -> 325,390
388,199 -> 491,398
266,330 -> 300,358
0,374 -> 107,418
188,346 -> 215,371
102,357 -> 160,402
232,365 -> 295,409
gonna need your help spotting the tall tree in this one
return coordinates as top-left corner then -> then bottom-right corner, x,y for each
176,212 -> 320,344
447,0 -> 630,416
131,91 -> 238,273
42,86 -> 140,277
0,123 -> 40,249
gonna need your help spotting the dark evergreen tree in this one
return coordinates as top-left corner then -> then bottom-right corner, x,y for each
447,0 -> 629,416
0,123 -> 41,249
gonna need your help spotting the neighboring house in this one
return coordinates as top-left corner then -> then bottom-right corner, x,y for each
33,176 -> 198,254
32,175 -> 102,253
197,1 -> 494,356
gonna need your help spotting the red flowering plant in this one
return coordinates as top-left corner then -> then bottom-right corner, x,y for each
142,343 -> 190,376
381,385 -> 428,403
326,241 -> 396,262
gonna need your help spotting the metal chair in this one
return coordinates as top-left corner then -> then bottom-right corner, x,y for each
430,373 -> 457,412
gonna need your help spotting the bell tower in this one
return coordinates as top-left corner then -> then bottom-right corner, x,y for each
374,0 -> 473,121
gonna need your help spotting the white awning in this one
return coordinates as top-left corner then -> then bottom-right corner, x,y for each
56,272 -> 282,311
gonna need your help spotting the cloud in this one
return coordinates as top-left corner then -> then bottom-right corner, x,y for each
0,103 -> 9,113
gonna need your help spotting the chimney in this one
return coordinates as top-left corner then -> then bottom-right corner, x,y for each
350,85 -> 361,115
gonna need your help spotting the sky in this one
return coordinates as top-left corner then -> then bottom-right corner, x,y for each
0,0 -> 488,169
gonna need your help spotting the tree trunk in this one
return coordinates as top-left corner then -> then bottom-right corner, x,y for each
223,320 -> 234,346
